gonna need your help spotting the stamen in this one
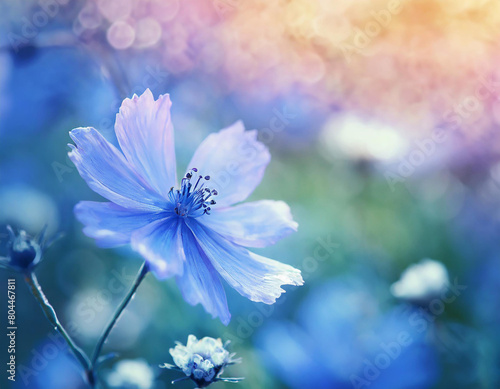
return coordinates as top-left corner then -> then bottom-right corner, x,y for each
170,168 -> 218,218
193,175 -> 203,190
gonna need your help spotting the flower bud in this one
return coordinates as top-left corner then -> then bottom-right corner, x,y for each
0,226 -> 44,272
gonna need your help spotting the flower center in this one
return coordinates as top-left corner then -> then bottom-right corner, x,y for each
168,168 -> 217,217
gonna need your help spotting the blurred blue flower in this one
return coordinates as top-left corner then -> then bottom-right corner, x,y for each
256,279 -> 439,389
161,335 -> 243,388
69,89 -> 303,325
14,338 -> 87,389
0,49 -> 96,139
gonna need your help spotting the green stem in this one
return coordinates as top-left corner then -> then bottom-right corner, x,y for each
90,262 -> 149,380
24,272 -> 92,381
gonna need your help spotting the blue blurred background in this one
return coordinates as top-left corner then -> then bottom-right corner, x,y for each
1,0 -> 500,388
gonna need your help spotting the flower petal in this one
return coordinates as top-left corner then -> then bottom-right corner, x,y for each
74,201 -> 166,248
199,200 -> 298,248
131,217 -> 185,279
176,224 -> 231,325
186,219 -> 303,304
115,89 -> 177,197
69,127 -> 164,211
186,121 -> 270,207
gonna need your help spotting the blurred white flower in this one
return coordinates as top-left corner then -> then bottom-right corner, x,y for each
320,114 -> 408,162
391,259 -> 449,301
106,359 -> 155,389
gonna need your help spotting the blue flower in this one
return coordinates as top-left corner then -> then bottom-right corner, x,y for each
160,335 -> 243,388
0,226 -> 44,272
69,89 -> 303,325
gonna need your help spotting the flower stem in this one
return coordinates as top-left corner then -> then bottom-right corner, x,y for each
24,271 -> 92,378
90,262 -> 149,378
